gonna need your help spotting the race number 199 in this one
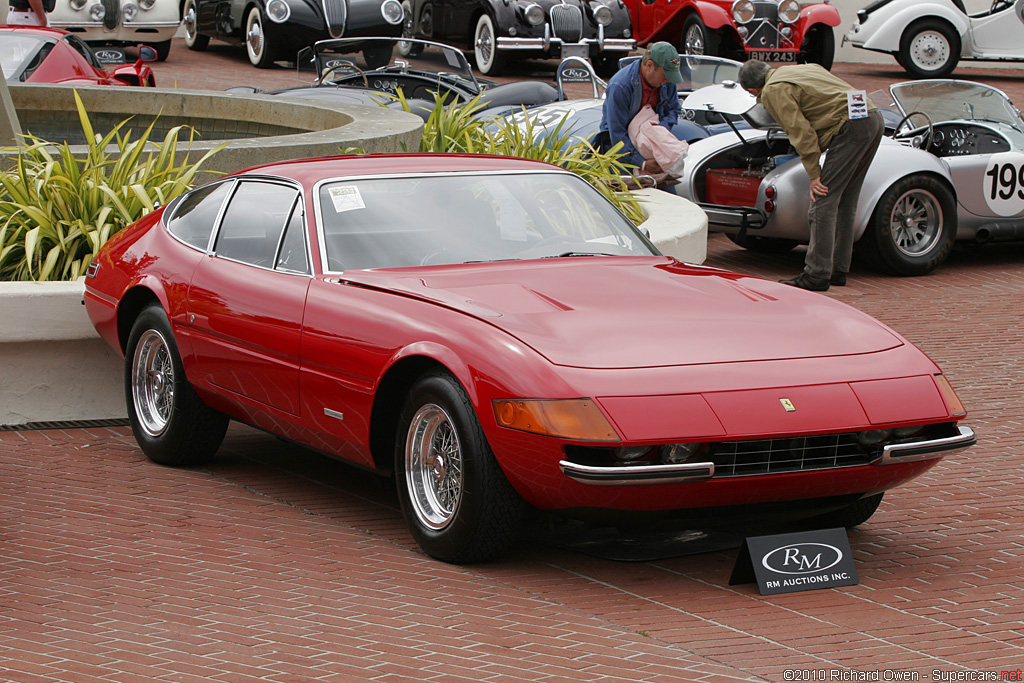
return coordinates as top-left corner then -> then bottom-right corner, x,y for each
983,153 -> 1024,217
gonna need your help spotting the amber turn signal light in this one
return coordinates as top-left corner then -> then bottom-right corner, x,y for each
934,374 -> 967,417
493,399 -> 620,441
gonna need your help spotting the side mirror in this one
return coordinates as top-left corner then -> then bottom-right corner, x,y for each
138,45 -> 157,62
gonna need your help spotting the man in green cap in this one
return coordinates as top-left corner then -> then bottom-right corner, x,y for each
598,42 -> 684,177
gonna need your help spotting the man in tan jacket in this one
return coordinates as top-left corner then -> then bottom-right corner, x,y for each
738,60 -> 884,291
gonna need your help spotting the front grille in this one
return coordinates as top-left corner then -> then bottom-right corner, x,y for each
708,433 -> 873,477
102,0 -> 119,30
550,4 -> 583,44
323,0 -> 348,38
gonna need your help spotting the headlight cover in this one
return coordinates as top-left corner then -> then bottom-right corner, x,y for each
732,0 -> 755,24
381,0 -> 404,25
266,0 -> 291,23
778,0 -> 800,24
522,2 -> 545,25
590,2 -> 613,26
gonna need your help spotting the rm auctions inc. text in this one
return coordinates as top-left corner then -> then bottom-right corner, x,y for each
783,669 -> 1022,682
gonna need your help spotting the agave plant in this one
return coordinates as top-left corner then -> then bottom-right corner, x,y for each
0,91 -> 223,281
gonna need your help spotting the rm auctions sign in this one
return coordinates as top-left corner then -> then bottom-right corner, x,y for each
729,527 -> 859,595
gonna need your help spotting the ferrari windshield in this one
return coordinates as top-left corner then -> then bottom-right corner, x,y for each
317,172 -> 656,270
890,81 -> 1024,133
302,38 -> 480,92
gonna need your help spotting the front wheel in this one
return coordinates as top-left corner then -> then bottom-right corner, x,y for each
397,0 -> 424,57
799,25 -> 834,70
682,14 -> 719,56
152,38 -> 172,62
395,370 -> 526,563
183,0 -> 210,51
860,173 -> 956,276
474,13 -> 506,76
898,19 -> 960,78
245,5 -> 276,68
124,304 -> 228,466
362,43 -> 394,69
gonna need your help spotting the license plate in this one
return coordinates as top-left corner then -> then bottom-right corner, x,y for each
749,50 -> 797,63
560,43 -> 589,61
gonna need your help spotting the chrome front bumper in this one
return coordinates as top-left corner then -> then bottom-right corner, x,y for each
559,426 -> 977,486
496,37 -> 635,52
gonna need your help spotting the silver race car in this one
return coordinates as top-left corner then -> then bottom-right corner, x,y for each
674,78 -> 1024,275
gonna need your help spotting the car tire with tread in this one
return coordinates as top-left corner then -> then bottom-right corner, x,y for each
898,19 -> 960,78
183,0 -> 209,51
861,173 -> 956,276
474,13 -> 506,76
152,38 -> 172,62
395,369 -> 526,563
682,14 -> 719,56
245,5 -> 276,68
799,25 -> 834,70
125,304 -> 229,466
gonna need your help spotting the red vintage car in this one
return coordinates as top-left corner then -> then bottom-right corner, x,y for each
83,154 -> 975,563
0,26 -> 155,86
627,0 -> 840,68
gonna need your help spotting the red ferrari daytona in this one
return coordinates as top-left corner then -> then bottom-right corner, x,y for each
83,154 -> 976,563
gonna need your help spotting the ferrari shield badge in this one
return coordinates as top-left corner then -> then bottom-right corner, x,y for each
780,398 -> 796,412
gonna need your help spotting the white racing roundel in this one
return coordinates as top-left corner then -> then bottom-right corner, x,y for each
983,151 -> 1024,217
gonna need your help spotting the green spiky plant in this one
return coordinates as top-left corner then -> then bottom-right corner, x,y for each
0,91 -> 224,281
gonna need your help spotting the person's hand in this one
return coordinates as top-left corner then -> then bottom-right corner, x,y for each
809,177 -> 829,202
641,159 -> 664,175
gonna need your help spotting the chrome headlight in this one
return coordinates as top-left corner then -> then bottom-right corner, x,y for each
139,0 -> 155,9
660,443 -> 705,464
88,3 -> 105,20
613,446 -> 655,462
778,0 -> 800,24
69,0 -> 88,9
856,429 -> 891,447
122,2 -> 138,21
266,0 -> 291,23
381,0 -> 404,25
591,2 -> 613,26
523,3 -> 545,26
732,0 -> 755,24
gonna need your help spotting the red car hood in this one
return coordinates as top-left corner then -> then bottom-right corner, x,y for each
342,258 -> 903,369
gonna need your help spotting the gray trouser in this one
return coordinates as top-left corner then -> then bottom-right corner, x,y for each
804,109 -> 884,279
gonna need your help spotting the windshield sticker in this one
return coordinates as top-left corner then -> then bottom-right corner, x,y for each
847,90 -> 868,120
327,186 -> 365,213
984,152 -> 1024,217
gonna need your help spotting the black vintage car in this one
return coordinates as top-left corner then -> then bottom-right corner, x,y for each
397,0 -> 634,75
183,0 -> 405,68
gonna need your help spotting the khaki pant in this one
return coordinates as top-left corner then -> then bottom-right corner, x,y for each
804,109 -> 884,279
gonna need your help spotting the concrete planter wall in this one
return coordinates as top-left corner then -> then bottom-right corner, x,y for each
0,192 -> 707,426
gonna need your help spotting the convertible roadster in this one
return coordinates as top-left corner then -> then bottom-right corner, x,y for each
83,154 -> 975,563
675,78 -> 1024,275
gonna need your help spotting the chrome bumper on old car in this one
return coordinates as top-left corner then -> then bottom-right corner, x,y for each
559,426 -> 976,486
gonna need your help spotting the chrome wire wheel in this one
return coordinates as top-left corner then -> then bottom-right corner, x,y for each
183,1 -> 198,42
475,17 -> 495,67
684,23 -> 706,54
908,30 -> 950,72
405,403 -> 464,530
889,188 -> 942,257
246,7 -> 268,66
131,328 -> 175,438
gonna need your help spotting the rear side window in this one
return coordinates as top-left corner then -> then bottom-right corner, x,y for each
165,181 -> 233,250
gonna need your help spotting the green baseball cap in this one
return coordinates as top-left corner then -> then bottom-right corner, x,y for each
647,42 -> 684,84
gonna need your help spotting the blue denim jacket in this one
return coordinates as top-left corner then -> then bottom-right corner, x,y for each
598,59 -> 680,168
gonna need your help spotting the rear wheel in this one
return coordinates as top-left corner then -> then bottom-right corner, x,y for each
899,19 -> 960,78
474,13 -> 506,75
395,370 -> 525,563
727,233 -> 800,253
124,304 -> 228,466
183,0 -> 209,51
799,25 -> 834,69
682,14 -> 719,56
861,173 -> 956,275
245,5 -> 276,68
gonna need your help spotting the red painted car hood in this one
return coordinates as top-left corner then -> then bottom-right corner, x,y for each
342,258 -> 903,368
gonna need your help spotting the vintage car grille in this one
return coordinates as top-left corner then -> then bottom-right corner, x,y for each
102,0 -> 119,30
550,4 -> 583,44
323,0 -> 348,38
745,1 -> 781,48
708,433 -> 873,477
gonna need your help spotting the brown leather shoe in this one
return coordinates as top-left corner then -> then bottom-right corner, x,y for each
780,272 -> 830,291
829,271 -> 847,287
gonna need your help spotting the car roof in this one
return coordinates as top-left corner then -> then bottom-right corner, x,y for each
0,26 -> 69,40
238,154 -> 567,184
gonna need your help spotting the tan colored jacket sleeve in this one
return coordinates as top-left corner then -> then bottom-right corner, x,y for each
761,85 -> 822,181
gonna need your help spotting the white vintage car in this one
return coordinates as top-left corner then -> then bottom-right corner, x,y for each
844,0 -> 1024,78
48,0 -> 181,61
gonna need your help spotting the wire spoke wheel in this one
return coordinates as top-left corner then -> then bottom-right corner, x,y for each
405,404 -> 464,530
685,24 -> 706,54
890,189 -> 942,257
131,329 -> 175,438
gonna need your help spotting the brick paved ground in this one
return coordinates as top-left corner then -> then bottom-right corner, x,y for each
1,41 -> 1023,682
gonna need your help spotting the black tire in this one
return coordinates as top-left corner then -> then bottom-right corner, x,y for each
898,19 -> 960,78
860,173 -> 956,276
474,13 -> 506,76
727,233 -> 800,253
395,370 -> 526,563
245,5 -> 277,68
799,25 -> 834,70
812,493 -> 883,528
682,14 -> 719,57
124,304 -> 228,466
183,0 -> 210,51
397,0 -> 424,57
363,43 -> 394,69
152,38 -> 172,62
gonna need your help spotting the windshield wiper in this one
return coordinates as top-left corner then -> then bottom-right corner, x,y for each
545,251 -> 618,258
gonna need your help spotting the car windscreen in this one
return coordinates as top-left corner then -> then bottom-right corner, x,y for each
679,56 -> 742,92
317,172 -> 656,271
0,34 -> 46,80
890,81 -> 1024,134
